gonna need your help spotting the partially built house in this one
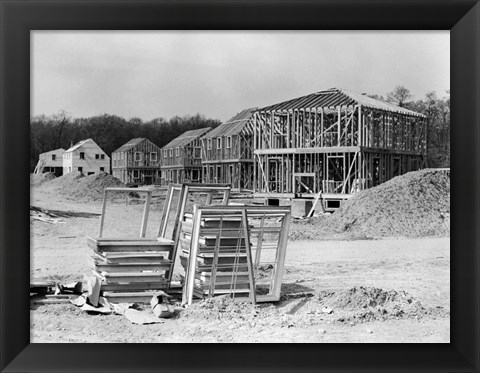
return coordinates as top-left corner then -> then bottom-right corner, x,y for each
201,108 -> 256,190
112,138 -> 162,185
63,139 -> 110,175
34,148 -> 65,176
160,127 -> 211,184
252,88 -> 427,207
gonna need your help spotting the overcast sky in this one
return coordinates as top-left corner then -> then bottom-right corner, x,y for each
31,31 -> 449,122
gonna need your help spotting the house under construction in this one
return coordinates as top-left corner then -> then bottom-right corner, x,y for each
253,88 -> 427,207
161,127 -> 211,184
201,108 -> 256,191
112,138 -> 162,186
33,148 -> 65,176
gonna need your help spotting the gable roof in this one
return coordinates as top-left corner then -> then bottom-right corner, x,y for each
202,108 -> 256,139
162,127 -> 211,149
40,148 -> 65,156
113,138 -> 147,153
65,139 -> 93,152
65,138 -> 108,153
258,88 -> 426,118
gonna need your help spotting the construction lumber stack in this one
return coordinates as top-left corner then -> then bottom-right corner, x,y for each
87,236 -> 175,303
180,206 -> 256,305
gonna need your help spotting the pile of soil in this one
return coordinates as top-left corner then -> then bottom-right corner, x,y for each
290,169 -> 450,239
30,172 -> 56,186
180,295 -> 257,322
46,172 -> 126,201
46,171 -> 84,189
313,286 -> 448,324
179,286 -> 448,328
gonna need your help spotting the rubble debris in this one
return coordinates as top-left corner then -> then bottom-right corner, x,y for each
31,205 -> 100,219
69,295 -> 86,307
30,215 -> 64,224
111,302 -> 135,316
80,297 -> 113,314
150,293 -> 174,318
153,303 -> 174,318
83,275 -> 101,307
30,282 -> 55,295
124,309 -> 165,325
32,295 -> 72,305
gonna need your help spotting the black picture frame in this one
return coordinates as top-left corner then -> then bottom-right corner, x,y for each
1,0 -> 478,372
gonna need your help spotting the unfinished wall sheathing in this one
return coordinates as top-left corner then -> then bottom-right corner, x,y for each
112,138 -> 162,186
201,108 -> 256,191
34,148 -> 65,176
160,128 -> 211,185
253,88 -> 427,199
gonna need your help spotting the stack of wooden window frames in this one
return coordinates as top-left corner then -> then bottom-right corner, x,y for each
180,205 -> 257,305
88,187 -> 175,303
88,183 -> 291,304
158,183 -> 292,305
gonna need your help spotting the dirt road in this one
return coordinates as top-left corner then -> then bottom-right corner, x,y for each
30,185 -> 450,343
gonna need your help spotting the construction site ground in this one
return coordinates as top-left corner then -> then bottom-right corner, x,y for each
30,174 -> 450,343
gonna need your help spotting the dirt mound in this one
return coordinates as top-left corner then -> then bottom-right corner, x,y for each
46,172 -> 126,201
30,172 -> 56,186
46,171 -> 84,189
180,295 -> 257,322
312,286 -> 449,324
179,286 -> 448,328
290,169 -> 450,239
318,286 -> 412,309
289,214 -> 338,241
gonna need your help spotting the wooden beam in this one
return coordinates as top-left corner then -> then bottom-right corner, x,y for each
98,189 -> 108,237
337,106 -> 341,146
254,146 -> 361,155
320,107 -> 324,147
139,191 -> 152,238
358,105 -> 362,146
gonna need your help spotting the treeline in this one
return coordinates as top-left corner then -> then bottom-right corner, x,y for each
31,86 -> 450,172
369,86 -> 450,168
30,113 -> 222,171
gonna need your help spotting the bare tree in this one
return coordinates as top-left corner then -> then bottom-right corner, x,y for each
386,86 -> 413,107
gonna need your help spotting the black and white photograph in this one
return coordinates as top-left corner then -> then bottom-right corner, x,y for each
29,30 -> 451,343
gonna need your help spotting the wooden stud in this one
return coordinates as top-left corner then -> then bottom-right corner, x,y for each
139,191 -> 151,238
99,189 -> 108,237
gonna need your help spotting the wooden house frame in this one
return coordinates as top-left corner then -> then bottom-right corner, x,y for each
160,127 -> 211,184
253,88 -> 427,201
34,148 -> 65,176
112,138 -> 162,186
201,108 -> 256,191
63,139 -> 110,175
